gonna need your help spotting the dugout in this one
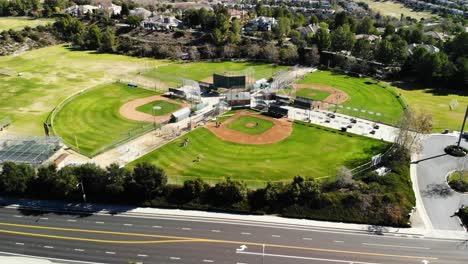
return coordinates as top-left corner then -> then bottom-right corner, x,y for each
293,96 -> 313,109
213,74 -> 246,89
275,94 -> 292,105
169,88 -> 186,99
170,107 -> 191,123
268,104 -> 289,118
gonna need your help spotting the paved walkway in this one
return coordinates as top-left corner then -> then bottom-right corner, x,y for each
415,134 -> 468,231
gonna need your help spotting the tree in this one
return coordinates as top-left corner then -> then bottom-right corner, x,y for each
261,43 -> 279,63
0,162 -> 35,195
303,45 -> 320,65
314,28 -> 331,51
100,27 -> 117,52
34,164 -> 77,199
129,162 -> 167,200
105,164 -> 130,197
246,43 -> 261,59
336,166 -> 354,188
121,2 -> 129,17
222,44 -> 236,58
211,177 -> 248,206
352,38 -> 372,60
85,25 -> 102,50
284,176 -> 321,205
356,17 -> 375,35
212,28 -> 224,45
74,163 -> 106,201
126,15 -> 142,28
395,110 -> 433,153
188,46 -> 200,60
228,19 -> 241,44
383,24 -> 396,38
280,45 -> 299,64
201,44 -> 217,59
182,178 -> 209,202
331,25 -> 355,51
273,17 -> 291,39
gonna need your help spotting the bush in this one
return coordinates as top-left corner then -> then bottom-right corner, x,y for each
444,145 -> 467,157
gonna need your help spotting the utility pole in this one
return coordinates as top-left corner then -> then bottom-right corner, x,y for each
457,105 -> 468,148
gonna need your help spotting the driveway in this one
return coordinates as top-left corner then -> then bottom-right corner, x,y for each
416,134 -> 468,231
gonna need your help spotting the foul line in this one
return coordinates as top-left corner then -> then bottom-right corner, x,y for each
0,222 -> 438,260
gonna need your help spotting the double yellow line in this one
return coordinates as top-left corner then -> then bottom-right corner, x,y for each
0,222 -> 438,260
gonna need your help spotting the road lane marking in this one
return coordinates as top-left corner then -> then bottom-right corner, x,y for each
0,251 -> 108,264
43,246 -> 54,249
105,252 -> 115,255
362,243 -> 430,250
13,215 -> 22,218
272,235 -> 281,238
67,220 -> 77,222
15,243 -> 24,246
95,222 -> 104,224
302,238 -> 313,240
0,222 -> 438,260
181,228 -> 191,230
74,249 -> 85,252
123,224 -> 133,226
211,230 -> 221,233
137,254 -> 148,257
334,241 -> 344,243
170,257 -> 180,260
40,218 -> 48,220
237,251 -> 379,264
203,260 -> 214,263
241,232 -> 251,235
152,226 -> 162,228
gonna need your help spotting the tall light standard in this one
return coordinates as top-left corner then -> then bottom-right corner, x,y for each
77,180 -> 86,203
457,105 -> 468,148
152,105 -> 162,129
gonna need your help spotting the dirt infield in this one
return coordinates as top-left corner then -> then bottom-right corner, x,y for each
294,84 -> 349,108
206,111 -> 293,145
119,95 -> 189,123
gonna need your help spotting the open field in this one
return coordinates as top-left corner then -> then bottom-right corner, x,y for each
144,61 -> 287,87
299,71 -> 405,125
357,0 -> 437,20
295,88 -> 331,100
227,115 -> 274,135
0,17 -> 54,31
395,88 -> 468,132
129,122 -> 388,187
0,45 -> 166,134
136,100 -> 181,116
54,83 -> 157,157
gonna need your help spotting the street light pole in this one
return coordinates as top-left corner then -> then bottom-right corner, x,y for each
457,105 -> 468,148
77,181 -> 86,203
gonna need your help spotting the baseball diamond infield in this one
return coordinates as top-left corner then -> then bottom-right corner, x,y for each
293,84 -> 349,108
120,95 -> 189,123
207,111 -> 293,144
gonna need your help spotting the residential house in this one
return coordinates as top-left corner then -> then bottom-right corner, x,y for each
130,7 -> 152,19
244,16 -> 277,32
425,31 -> 449,41
355,34 -> 381,44
65,5 -> 99,17
297,24 -> 329,37
407,43 -> 440,55
141,15 -> 183,31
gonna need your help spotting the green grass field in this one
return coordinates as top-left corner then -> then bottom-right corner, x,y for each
0,17 -> 54,31
300,71 -> 405,125
54,83 -> 157,157
0,45 -> 164,134
357,0 -> 437,20
144,61 -> 287,87
296,88 -> 330,101
136,100 -> 181,116
129,122 -> 388,187
396,88 -> 468,132
227,115 -> 274,135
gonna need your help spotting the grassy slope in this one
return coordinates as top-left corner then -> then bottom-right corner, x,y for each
54,83 -> 157,157
296,88 -> 330,101
357,0 -> 437,20
136,100 -> 181,116
396,88 -> 468,132
0,17 -> 54,31
0,45 -> 165,134
300,71 -> 405,125
129,123 -> 388,187
227,116 -> 274,135
144,61 -> 287,86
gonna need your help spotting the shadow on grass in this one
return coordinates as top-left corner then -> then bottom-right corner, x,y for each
392,81 -> 467,97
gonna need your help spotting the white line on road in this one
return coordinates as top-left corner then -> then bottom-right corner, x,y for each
236,263 -> 247,264
137,254 -> 148,257
237,251 -> 379,264
67,219 -> 77,222
43,246 -> 54,249
95,221 -> 104,224
74,249 -> 85,252
362,243 -> 430,250
15,243 -> 24,246
39,217 -> 48,220
13,215 -> 22,218
302,238 -> 313,240
211,230 -> 221,233
334,240 -> 344,243
241,232 -> 251,235
0,250 -> 108,264
105,252 -> 116,255
272,235 -> 281,238
152,225 -> 162,228
169,257 -> 181,260
123,223 -> 133,226
181,227 -> 191,230
202,260 -> 214,263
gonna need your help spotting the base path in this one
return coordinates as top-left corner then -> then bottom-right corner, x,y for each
119,95 -> 189,123
207,111 -> 293,145
293,84 -> 349,108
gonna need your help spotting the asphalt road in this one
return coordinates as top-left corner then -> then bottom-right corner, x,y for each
416,134 -> 468,231
0,207 -> 466,264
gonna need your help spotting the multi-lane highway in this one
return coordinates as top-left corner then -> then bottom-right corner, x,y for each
0,207 -> 466,264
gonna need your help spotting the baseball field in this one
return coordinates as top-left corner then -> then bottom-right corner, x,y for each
0,17 -> 54,31
129,111 -> 389,188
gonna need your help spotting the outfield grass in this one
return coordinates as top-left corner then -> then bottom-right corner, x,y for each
296,88 -> 330,101
300,71 -> 405,125
129,122 -> 388,187
144,61 -> 287,87
0,45 -> 166,134
227,116 -> 274,135
0,17 -> 54,31
396,88 -> 468,132
136,100 -> 181,116
54,83 -> 157,157
357,0 -> 437,20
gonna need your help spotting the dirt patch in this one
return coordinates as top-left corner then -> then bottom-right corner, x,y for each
294,84 -> 349,109
201,76 -> 213,84
207,111 -> 293,145
119,95 -> 189,123
245,122 -> 256,128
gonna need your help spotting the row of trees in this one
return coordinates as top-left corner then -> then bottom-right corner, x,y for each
0,0 -> 68,17
0,143 -> 415,227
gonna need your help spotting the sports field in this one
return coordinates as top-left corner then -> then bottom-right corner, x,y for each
129,122 -> 388,187
357,0 -> 436,20
396,88 -> 468,132
136,100 -> 181,116
227,115 -> 274,135
144,61 -> 287,87
0,17 -> 54,31
300,71 -> 405,125
54,83 -> 157,157
296,88 -> 330,100
0,45 -> 164,134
